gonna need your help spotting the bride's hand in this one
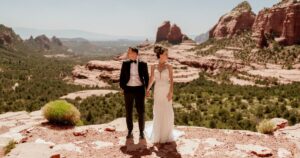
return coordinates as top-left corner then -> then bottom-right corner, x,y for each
167,92 -> 173,101
146,90 -> 151,98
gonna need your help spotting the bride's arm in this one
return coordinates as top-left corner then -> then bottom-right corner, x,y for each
146,65 -> 155,92
167,64 -> 174,101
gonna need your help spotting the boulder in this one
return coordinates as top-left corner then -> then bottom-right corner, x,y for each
73,128 -> 88,137
270,118 -> 288,130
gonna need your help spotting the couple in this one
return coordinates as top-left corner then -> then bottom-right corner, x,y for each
119,46 -> 182,145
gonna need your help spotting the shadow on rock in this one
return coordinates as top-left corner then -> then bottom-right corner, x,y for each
120,139 -> 181,158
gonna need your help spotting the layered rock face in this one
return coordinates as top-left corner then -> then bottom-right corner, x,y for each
252,0 -> 300,47
71,42 -> 252,88
156,21 -> 187,44
71,43 -> 201,87
0,24 -> 22,47
209,1 -> 256,39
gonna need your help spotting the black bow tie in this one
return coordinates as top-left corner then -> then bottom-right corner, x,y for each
130,60 -> 137,64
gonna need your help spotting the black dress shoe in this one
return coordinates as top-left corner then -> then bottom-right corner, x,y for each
126,133 -> 133,139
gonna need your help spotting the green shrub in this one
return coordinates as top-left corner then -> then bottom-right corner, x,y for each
75,120 -> 84,126
256,119 -> 275,134
42,100 -> 81,125
4,140 -> 16,155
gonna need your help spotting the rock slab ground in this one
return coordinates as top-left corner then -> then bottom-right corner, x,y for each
0,111 -> 299,157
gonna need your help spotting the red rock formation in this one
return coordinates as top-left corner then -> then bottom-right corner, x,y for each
167,24 -> 183,44
252,0 -> 300,47
209,1 -> 256,39
156,21 -> 187,44
156,21 -> 171,43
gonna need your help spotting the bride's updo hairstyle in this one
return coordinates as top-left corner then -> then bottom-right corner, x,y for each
154,45 -> 168,59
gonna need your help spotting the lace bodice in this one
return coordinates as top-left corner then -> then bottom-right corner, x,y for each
154,65 -> 170,83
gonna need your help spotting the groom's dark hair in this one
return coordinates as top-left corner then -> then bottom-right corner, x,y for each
129,47 -> 139,54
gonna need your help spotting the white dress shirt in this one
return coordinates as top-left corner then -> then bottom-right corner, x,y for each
127,59 -> 143,86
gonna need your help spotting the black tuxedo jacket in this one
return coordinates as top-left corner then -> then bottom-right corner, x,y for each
119,60 -> 149,91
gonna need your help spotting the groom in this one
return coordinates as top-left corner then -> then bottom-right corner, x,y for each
119,47 -> 149,140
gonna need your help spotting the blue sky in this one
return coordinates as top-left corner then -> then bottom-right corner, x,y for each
0,0 -> 277,38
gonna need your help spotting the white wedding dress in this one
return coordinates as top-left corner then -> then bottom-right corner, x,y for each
145,65 -> 184,143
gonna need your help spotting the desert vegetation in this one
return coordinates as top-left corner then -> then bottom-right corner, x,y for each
193,31 -> 300,67
65,73 -> 300,132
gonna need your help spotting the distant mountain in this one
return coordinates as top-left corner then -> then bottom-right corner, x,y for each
13,27 -> 152,41
61,37 -> 141,56
195,31 -> 209,44
60,37 -> 90,43
24,35 -> 69,53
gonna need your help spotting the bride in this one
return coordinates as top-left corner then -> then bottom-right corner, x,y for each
145,45 -> 183,144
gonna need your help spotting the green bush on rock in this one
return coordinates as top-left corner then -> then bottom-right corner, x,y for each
42,100 -> 81,125
256,119 -> 275,134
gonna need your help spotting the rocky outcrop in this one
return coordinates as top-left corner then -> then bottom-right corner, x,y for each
71,41 -> 256,88
252,0 -> 300,47
209,1 -> 256,39
33,35 -> 51,50
0,110 -> 299,158
167,24 -> 183,44
155,21 -> 186,44
86,60 -> 120,71
155,21 -> 171,43
71,60 -> 121,88
71,43 -> 202,87
25,35 -> 65,51
0,24 -> 22,47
